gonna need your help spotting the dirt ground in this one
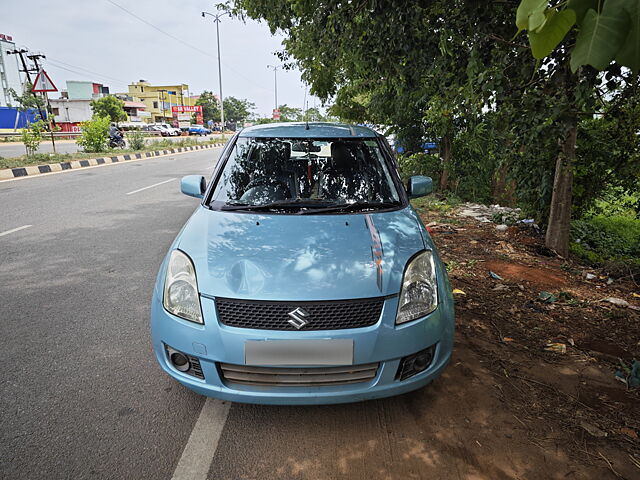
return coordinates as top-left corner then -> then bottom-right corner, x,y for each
211,203 -> 639,480
410,201 -> 640,479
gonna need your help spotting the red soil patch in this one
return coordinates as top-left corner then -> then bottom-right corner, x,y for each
485,259 -> 569,288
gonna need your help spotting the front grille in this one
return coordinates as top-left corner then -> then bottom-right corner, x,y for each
215,297 -> 385,331
219,363 -> 379,387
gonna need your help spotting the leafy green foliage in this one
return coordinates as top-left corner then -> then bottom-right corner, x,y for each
90,96 -> 127,123
76,116 -> 110,153
570,2 -> 629,71
570,216 -> 640,269
127,129 -> 145,150
529,9 -> 576,59
223,96 -> 255,123
516,0 -> 550,32
9,84 -> 46,116
398,153 -> 442,185
517,0 -> 640,72
232,0 -> 638,256
616,0 -> 640,71
277,104 -> 303,122
196,91 -> 221,123
20,120 -> 45,157
573,98 -> 640,216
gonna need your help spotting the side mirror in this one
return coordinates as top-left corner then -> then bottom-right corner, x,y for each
407,175 -> 433,198
181,175 -> 206,199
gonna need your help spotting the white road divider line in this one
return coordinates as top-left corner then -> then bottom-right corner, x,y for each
126,178 -> 175,195
0,224 -> 32,237
171,398 -> 231,480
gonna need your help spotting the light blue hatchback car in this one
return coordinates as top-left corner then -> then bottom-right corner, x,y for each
150,122 -> 454,404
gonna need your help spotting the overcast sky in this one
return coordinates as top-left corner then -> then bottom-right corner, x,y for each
5,0 -> 319,117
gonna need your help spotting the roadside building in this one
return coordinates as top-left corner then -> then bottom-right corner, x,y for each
49,98 -> 92,132
122,100 -> 150,124
65,80 -> 109,100
127,80 -> 194,124
0,32 -> 23,107
50,80 -> 113,131
0,33 -> 39,131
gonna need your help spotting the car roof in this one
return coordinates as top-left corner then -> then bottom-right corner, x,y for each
238,122 -> 378,139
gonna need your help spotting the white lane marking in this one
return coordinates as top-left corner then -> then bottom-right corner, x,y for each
0,224 -> 32,237
171,398 -> 231,480
125,178 -> 175,195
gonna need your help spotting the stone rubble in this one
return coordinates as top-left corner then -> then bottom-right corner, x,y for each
457,203 -> 522,224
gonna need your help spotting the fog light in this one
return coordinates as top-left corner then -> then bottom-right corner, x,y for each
170,352 -> 190,372
396,345 -> 436,381
413,352 -> 431,372
165,345 -> 205,379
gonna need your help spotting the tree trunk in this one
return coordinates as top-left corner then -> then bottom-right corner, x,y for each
545,120 -> 577,257
439,134 -> 452,191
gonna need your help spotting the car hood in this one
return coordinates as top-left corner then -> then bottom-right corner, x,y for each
177,206 -> 427,301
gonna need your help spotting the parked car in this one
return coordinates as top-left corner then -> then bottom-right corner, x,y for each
188,125 -> 209,136
150,122 -> 455,405
157,124 -> 181,136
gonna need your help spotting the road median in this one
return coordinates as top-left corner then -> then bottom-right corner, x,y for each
0,143 -> 224,181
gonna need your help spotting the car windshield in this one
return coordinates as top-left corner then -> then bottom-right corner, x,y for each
209,137 -> 400,212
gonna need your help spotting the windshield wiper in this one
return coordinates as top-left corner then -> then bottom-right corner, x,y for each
220,199 -> 336,212
301,201 -> 401,214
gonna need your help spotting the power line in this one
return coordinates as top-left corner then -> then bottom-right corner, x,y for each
47,57 -> 128,85
104,0 -> 214,59
45,60 -> 127,88
103,0 -> 271,93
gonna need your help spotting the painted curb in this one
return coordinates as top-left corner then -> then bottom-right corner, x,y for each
0,143 -> 224,181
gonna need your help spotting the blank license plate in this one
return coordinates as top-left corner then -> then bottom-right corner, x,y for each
244,339 -> 353,366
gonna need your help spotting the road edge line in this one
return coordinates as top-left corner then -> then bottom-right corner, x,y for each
170,398 -> 231,480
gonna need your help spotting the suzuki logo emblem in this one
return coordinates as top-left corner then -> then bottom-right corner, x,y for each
287,307 -> 310,329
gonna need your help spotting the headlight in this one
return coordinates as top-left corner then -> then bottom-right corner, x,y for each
396,251 -> 438,324
163,250 -> 203,323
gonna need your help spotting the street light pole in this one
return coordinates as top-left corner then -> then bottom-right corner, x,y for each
158,90 -> 166,123
202,11 -> 230,131
267,64 -> 281,114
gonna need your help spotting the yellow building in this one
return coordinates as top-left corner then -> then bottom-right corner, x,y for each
127,81 -> 195,123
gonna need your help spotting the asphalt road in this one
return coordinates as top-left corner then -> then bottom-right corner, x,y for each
0,149 -> 495,480
0,134 -> 220,159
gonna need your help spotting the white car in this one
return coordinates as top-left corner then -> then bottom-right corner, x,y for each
152,124 -> 180,137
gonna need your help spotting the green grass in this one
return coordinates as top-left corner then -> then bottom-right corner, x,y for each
410,196 -> 457,214
0,137 -> 223,170
570,215 -> 640,272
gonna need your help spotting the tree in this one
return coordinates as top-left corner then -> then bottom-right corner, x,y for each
20,120 -> 45,157
231,0 -> 637,257
9,84 -> 46,126
223,97 -> 255,123
277,104 -> 303,122
195,91 -> 221,123
514,0 -> 640,255
76,116 -> 110,153
90,96 -> 126,123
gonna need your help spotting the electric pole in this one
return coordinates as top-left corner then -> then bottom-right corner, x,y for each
7,49 -> 55,152
28,53 -> 57,153
7,49 -> 46,120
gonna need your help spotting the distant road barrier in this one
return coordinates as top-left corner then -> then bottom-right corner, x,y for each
0,131 -> 163,141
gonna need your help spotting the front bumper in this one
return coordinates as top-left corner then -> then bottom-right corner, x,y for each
150,292 -> 454,405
